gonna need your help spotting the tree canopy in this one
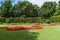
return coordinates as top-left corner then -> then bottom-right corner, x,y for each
0,0 -> 60,19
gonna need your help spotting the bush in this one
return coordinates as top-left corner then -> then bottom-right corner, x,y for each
2,17 -> 60,23
50,16 -> 60,23
0,17 -> 46,23
0,17 -> 6,23
46,19 -> 50,24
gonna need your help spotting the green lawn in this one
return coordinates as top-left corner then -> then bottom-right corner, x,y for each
0,25 -> 60,40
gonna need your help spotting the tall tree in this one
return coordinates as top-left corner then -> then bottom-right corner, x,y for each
0,7 -> 2,17
59,1 -> 60,6
40,2 -> 57,19
54,1 -> 60,16
1,0 -> 13,17
13,1 -> 39,17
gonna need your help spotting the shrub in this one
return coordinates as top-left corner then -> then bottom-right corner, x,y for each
50,16 -> 60,23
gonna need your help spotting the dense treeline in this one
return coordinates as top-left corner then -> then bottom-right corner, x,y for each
0,0 -> 39,17
0,0 -> 60,23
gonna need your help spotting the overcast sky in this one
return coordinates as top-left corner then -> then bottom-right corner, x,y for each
27,0 -> 59,6
0,0 -> 59,6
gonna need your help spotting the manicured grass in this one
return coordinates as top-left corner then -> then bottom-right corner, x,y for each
0,29 -> 39,40
38,25 -> 60,40
0,25 -> 60,40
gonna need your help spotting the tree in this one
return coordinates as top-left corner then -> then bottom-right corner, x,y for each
54,1 -> 60,16
0,7 -> 2,17
13,1 -> 39,17
40,2 -> 57,19
1,0 -> 13,17
24,3 -> 39,17
59,1 -> 60,6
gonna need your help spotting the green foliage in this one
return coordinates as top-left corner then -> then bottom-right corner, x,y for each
7,17 -> 44,23
0,17 -> 46,23
1,0 -> 13,17
59,1 -> 60,6
0,7 -> 2,17
0,16 -> 60,23
0,17 -> 6,23
0,0 -> 57,18
50,16 -> 60,23
13,1 -> 39,17
54,1 -> 60,16
40,2 -> 57,19
0,0 -> 60,23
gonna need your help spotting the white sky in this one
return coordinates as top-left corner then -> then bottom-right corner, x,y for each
0,0 -> 59,7
27,0 -> 59,7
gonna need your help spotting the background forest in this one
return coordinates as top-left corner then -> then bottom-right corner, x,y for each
0,0 -> 60,24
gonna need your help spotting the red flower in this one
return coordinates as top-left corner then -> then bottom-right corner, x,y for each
5,27 -> 15,31
3,24 -> 43,31
15,26 -> 23,30
34,24 -> 42,29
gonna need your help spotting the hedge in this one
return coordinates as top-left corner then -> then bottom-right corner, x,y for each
0,16 -> 60,24
50,16 -> 60,23
0,17 -> 46,23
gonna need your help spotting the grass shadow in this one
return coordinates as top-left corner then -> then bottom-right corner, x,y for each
0,29 -> 39,40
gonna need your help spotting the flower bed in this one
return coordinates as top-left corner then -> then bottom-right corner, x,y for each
3,24 -> 42,31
